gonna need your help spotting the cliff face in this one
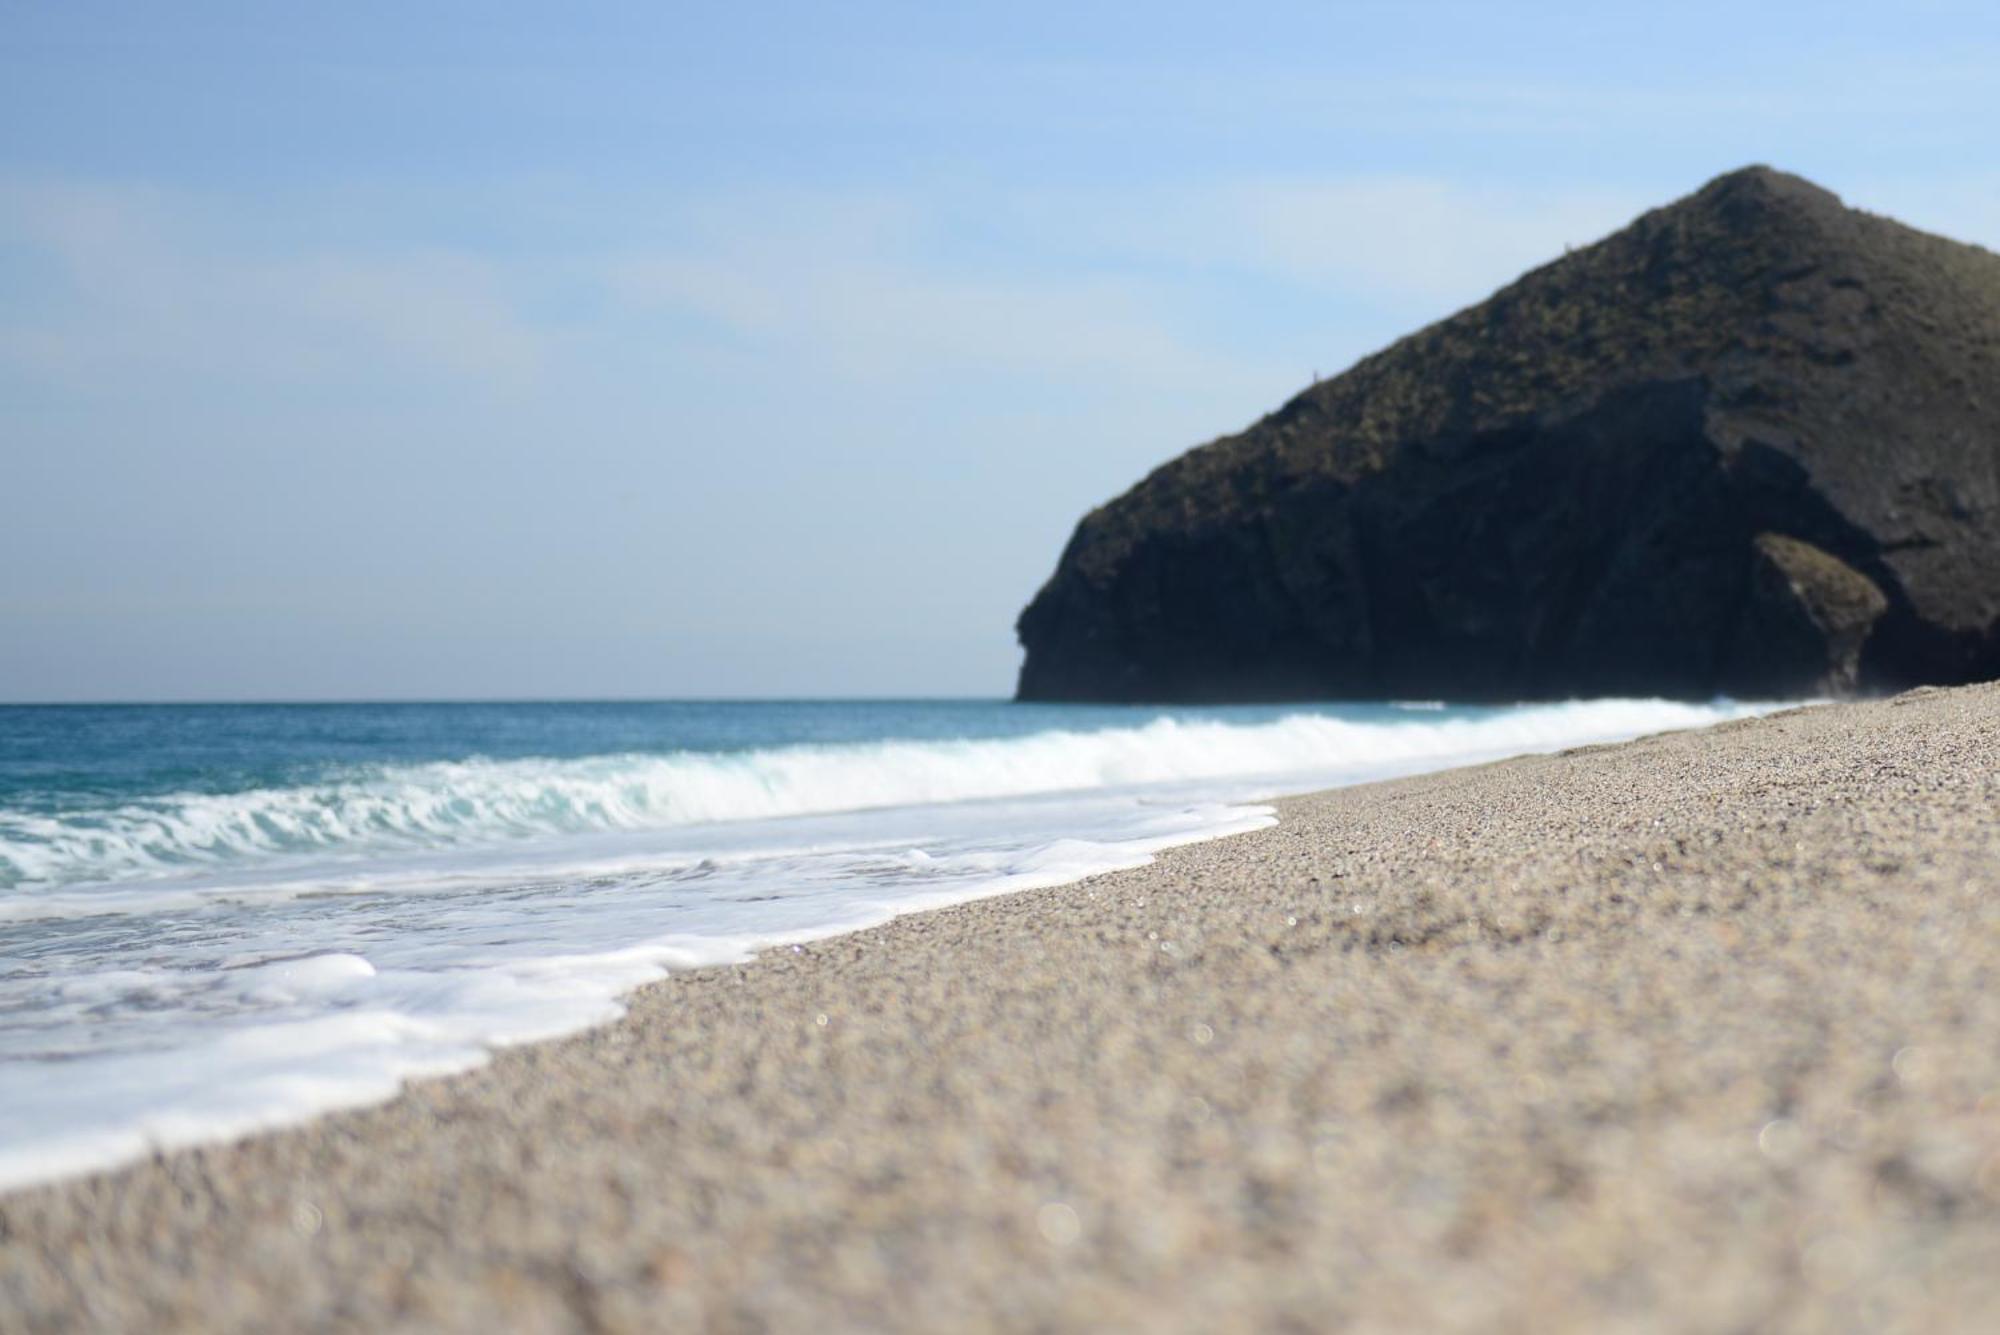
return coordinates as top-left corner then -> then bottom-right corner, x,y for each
1016,167 -> 2000,702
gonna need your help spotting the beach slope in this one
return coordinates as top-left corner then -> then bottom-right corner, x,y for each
6,684 -> 2000,1331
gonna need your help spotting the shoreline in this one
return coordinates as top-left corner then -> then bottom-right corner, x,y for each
7,684 -> 2000,1330
0,699 -> 1762,1198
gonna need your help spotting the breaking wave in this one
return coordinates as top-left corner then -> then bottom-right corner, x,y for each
0,698 -> 1762,891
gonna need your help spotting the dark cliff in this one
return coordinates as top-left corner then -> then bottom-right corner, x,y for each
1016,167 -> 2000,702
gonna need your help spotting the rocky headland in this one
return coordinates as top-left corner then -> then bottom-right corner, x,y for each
1017,167 -> 2000,702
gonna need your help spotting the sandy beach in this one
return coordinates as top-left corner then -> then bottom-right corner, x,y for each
5,683 -> 2000,1332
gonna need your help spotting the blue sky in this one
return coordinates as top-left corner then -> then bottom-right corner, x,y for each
4,2 -> 1998,699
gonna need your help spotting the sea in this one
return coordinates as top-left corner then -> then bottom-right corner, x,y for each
0,696 -> 1778,1190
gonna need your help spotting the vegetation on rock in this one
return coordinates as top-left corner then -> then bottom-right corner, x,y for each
1017,167 -> 2000,701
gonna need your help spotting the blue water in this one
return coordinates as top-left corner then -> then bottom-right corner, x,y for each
0,696 -> 1777,1191
0,699 -> 1469,844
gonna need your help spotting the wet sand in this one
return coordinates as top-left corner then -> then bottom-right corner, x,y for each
5,683 -> 2000,1332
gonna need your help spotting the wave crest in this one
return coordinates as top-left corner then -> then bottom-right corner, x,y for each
0,699 -> 1760,890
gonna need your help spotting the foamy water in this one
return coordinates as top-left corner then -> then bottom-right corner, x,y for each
0,697 -> 1780,1190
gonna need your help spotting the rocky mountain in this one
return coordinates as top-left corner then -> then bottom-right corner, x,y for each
1016,167 -> 2000,702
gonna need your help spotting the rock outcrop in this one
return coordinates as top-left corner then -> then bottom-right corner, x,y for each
1016,167 -> 2000,702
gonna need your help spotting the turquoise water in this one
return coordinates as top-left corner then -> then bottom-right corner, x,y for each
0,699 -> 1498,887
0,696 -> 1778,1190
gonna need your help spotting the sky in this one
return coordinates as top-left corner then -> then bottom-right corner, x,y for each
4,2 -> 1998,700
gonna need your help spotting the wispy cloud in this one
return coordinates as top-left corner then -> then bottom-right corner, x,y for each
11,166 -> 1990,423
609,248 -> 1244,388
599,190 -> 1259,392
0,181 -> 544,388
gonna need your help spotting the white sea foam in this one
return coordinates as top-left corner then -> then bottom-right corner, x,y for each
0,698 -> 1764,896
0,698 -> 1786,1192
0,798 -> 1268,1192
